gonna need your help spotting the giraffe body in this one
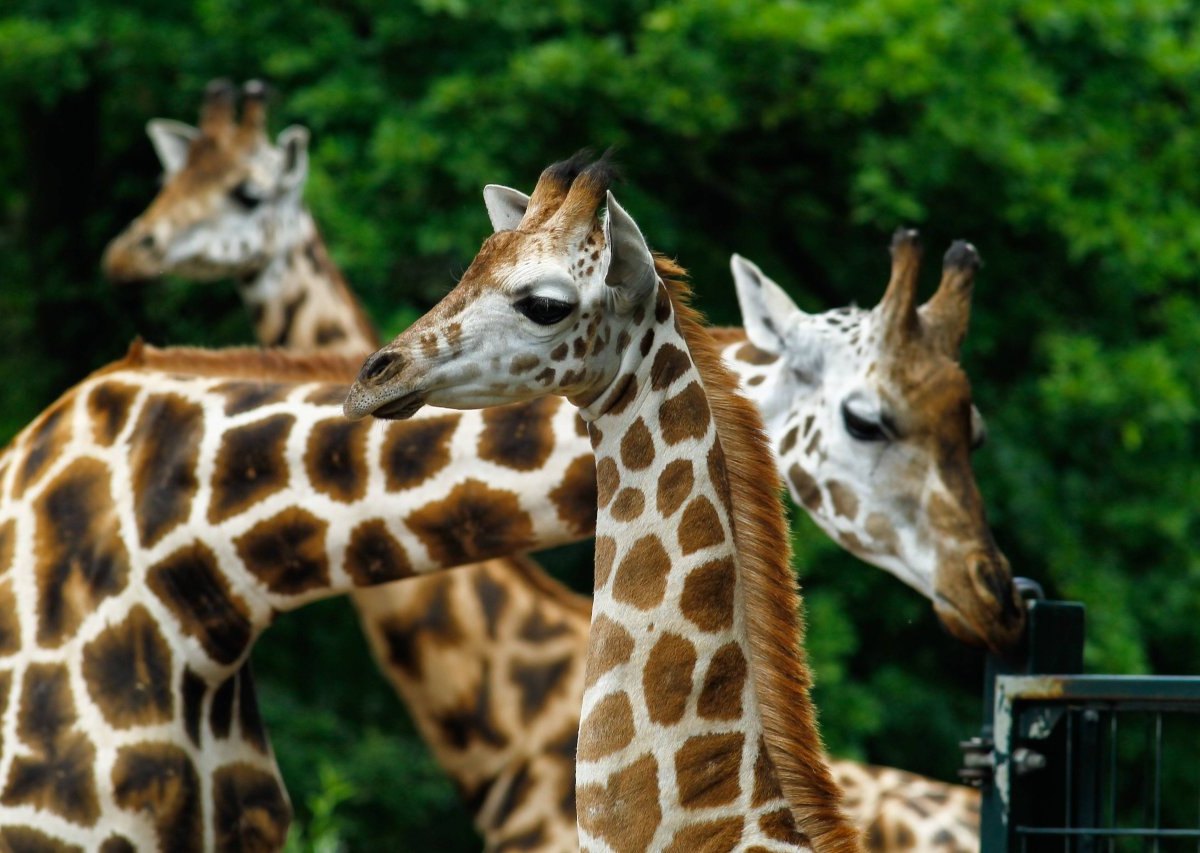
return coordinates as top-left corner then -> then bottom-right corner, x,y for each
0,345 -> 600,848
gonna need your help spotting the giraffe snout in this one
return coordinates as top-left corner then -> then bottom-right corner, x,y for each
102,223 -> 162,283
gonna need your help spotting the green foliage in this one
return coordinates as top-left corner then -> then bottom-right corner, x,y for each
1,0 -> 1198,846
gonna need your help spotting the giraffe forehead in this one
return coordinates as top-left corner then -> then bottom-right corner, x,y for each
879,355 -> 973,437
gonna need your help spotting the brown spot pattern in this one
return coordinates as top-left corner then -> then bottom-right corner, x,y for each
679,496 -> 725,554
511,656 -> 573,723
405,479 -> 533,567
610,488 -> 645,521
760,808 -> 806,844
735,342 -> 778,365
88,381 -> 138,446
2,663 -> 98,826
643,633 -> 696,724
549,453 -> 598,536
659,382 -> 710,445
788,463 -> 822,511
650,343 -> 691,390
33,458 -> 130,647
14,399 -> 72,498
212,762 -> 291,852
665,817 -> 745,853
779,425 -> 799,456
2,826 -> 85,852
680,558 -> 735,632
344,519 -> 413,585
655,282 -> 672,323
212,381 -> 289,417
828,479 -> 860,520
596,457 -> 619,510
305,384 -> 352,406
0,578 -> 17,657
656,459 -> 694,517
305,417 -> 371,503
697,643 -> 747,720
603,373 -> 638,416
208,414 -> 294,523
675,733 -> 744,809
708,442 -> 734,512
381,414 -> 459,491
578,691 -> 635,761
595,535 -> 617,590
235,507 -> 330,595
583,615 -> 633,689
620,418 -> 655,471
147,542 -> 253,666
480,398 -> 558,471
378,576 -> 461,677
0,518 -> 12,578
865,512 -> 899,553
577,754 -> 661,853
612,535 -> 670,610
82,605 -> 174,728
129,394 -> 204,548
111,742 -> 201,853
752,737 -> 785,806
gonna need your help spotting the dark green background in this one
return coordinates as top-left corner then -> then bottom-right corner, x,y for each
1,1 -> 1197,848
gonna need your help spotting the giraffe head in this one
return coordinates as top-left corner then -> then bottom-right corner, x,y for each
102,79 -> 310,282
346,152 -> 659,421
728,231 -> 1025,655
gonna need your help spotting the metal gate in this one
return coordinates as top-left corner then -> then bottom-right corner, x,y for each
964,594 -> 1200,851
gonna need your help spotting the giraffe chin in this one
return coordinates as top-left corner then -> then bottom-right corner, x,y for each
368,392 -> 426,421
933,591 -> 1025,660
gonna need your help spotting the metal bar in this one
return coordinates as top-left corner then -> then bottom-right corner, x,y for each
1016,827 -> 1200,837
1108,710 -> 1117,853
1153,712 -> 1163,853
1067,709 -> 1074,853
997,675 -> 1200,704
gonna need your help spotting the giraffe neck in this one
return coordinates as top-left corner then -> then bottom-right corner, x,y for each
573,284 -> 853,852
236,210 -> 376,355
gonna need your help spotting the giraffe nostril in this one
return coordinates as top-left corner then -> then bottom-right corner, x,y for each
360,351 -> 401,384
137,234 -> 157,252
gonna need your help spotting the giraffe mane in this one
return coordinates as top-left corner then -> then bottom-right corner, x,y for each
100,339 -> 365,383
706,326 -> 749,345
655,255 -> 860,851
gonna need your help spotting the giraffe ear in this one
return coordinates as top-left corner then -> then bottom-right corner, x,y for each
483,185 -> 530,232
731,254 -> 805,355
146,119 -> 199,176
604,191 -> 657,308
276,125 -> 310,191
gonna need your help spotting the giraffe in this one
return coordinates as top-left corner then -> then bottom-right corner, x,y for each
100,84 -> 997,850
0,342 -> 604,849
103,79 -> 374,356
346,154 -> 863,851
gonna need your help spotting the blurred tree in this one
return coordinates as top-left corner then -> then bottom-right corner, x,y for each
1,0 -> 1197,846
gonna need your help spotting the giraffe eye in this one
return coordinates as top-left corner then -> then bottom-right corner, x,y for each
514,295 -> 575,326
230,181 -> 265,210
842,403 -> 889,442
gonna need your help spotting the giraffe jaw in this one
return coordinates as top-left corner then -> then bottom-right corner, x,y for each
371,392 -> 427,421
342,384 -> 426,421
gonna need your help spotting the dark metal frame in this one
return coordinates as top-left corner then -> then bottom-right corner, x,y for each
969,600 -> 1200,851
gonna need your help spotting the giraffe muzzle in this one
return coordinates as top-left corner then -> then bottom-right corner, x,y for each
934,550 -> 1027,657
